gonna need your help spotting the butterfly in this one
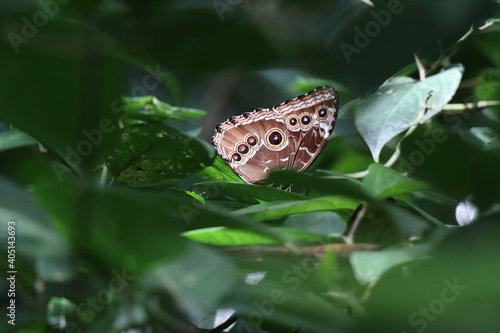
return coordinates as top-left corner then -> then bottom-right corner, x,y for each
211,86 -> 339,184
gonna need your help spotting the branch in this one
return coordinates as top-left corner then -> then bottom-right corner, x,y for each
443,100 -> 500,115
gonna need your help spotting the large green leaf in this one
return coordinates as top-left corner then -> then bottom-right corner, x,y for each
192,181 -> 307,204
350,244 -> 430,286
235,195 -> 359,221
356,65 -> 464,162
394,197 -> 447,229
183,221 -> 344,246
362,163 -> 428,199
282,211 -> 347,237
266,171 -> 371,202
105,123 -> 214,186
182,227 -> 278,245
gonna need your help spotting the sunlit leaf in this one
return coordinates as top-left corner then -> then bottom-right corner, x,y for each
182,227 -> 277,245
0,130 -> 38,150
236,195 -> 359,221
123,95 -> 206,122
356,65 -> 463,162
455,199 -> 479,226
197,156 -> 244,183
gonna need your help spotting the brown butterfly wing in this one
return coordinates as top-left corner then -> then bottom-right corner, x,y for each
212,108 -> 295,183
273,86 -> 339,172
212,86 -> 338,184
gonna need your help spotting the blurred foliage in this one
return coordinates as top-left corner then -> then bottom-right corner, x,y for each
1,0 -> 500,332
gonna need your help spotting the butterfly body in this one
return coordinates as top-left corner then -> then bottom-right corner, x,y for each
212,86 -> 339,184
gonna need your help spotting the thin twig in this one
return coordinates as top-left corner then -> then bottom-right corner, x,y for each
478,21 -> 496,31
384,122 -> 418,169
345,204 -> 366,244
426,25 -> 474,76
414,54 -> 426,81
345,170 -> 368,179
443,100 -> 500,114
99,163 -> 108,187
219,243 -> 378,259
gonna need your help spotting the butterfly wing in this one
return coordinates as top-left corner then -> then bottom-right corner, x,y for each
212,86 -> 338,184
212,108 -> 294,183
274,86 -> 339,172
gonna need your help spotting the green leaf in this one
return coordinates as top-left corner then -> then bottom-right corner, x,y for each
197,156 -> 244,183
350,245 -> 430,286
0,130 -> 38,150
140,244 -> 238,322
356,65 -> 464,162
192,181 -> 307,203
469,127 -> 497,146
393,197 -> 446,229
485,17 -> 500,25
123,96 -> 206,122
105,123 -> 214,186
236,195 -> 359,221
266,170 -> 371,202
362,163 -> 428,199
182,227 -> 278,245
183,212 -> 347,246
382,203 -> 430,236
283,211 -> 347,236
